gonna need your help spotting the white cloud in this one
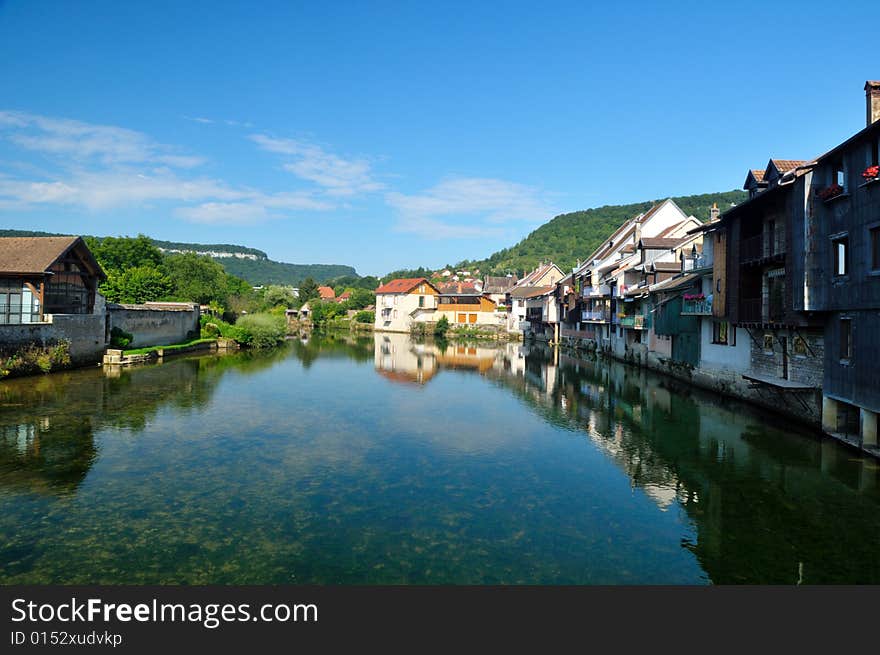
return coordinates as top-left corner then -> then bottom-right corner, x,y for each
251,134 -> 383,196
386,176 -> 554,240
0,111 -> 339,224
0,110 -> 204,167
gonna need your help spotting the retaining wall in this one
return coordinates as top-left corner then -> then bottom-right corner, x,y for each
0,313 -> 107,365
108,303 -> 200,348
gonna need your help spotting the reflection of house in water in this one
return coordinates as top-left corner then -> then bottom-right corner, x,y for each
372,334 -> 503,385
374,333 -> 438,385
0,417 -> 97,496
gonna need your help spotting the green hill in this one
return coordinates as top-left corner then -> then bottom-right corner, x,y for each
0,229 -> 356,286
457,190 -> 748,275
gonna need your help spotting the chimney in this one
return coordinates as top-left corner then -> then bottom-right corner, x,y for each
709,202 -> 720,222
866,81 -> 880,126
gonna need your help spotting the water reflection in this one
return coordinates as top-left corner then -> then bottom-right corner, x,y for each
0,334 -> 878,584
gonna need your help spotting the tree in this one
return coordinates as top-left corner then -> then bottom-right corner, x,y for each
298,277 -> 320,302
263,285 -> 297,308
346,288 -> 375,309
87,235 -> 164,272
161,252 -> 230,305
101,266 -> 174,304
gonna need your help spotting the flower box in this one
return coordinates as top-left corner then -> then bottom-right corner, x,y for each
816,183 -> 845,201
862,165 -> 880,181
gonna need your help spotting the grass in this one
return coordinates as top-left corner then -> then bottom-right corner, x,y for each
123,338 -> 216,356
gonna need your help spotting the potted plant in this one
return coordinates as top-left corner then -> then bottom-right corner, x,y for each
862,165 -> 880,182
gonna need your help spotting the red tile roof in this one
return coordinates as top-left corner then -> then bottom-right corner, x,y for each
770,159 -> 809,173
318,286 -> 335,299
375,277 -> 436,295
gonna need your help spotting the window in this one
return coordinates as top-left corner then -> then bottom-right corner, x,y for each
834,161 -> 846,190
871,226 -> 880,271
832,236 -> 848,276
712,321 -> 729,345
468,313 -> 477,324
419,295 -> 425,307
871,139 -> 879,167
418,284 -> 425,293
763,334 -> 774,353
393,310 -> 398,319
840,319 -> 852,360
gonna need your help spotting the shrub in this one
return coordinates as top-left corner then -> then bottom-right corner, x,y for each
434,315 -> 449,336
354,310 -> 374,324
235,313 -> 287,348
0,340 -> 72,378
110,326 -> 133,348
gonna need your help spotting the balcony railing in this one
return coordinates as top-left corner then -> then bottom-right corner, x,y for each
583,284 -> 610,298
581,310 -> 607,322
681,298 -> 712,315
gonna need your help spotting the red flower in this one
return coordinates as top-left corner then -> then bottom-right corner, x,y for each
863,165 -> 880,180
817,183 -> 844,200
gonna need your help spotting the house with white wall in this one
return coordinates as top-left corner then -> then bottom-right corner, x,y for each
374,278 -> 439,332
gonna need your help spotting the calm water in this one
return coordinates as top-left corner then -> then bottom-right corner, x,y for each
1,332 -> 879,584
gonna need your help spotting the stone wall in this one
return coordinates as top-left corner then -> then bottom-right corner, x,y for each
0,313 -> 107,364
108,303 -> 200,348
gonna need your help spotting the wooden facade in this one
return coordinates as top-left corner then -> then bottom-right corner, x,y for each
0,236 -> 105,324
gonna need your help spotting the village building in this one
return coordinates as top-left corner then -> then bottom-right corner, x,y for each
374,277 -> 439,332
807,81 -> 880,451
0,236 -> 105,323
0,236 -> 108,364
482,275 -> 518,308
560,199 -> 700,351
505,262 -> 564,334
317,286 -> 336,300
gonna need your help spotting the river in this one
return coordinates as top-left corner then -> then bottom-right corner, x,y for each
1,332 -> 878,584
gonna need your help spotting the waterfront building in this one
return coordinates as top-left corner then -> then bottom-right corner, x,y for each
374,277 -> 439,332
561,199 -> 699,352
0,235 -> 105,323
505,262 -> 564,333
808,81 -> 880,451
318,286 -> 336,300
436,289 -> 502,328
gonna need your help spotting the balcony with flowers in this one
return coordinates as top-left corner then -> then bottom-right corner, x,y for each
860,165 -> 880,188
681,292 -> 712,316
816,183 -> 847,203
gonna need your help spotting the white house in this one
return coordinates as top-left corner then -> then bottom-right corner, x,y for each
374,278 -> 439,332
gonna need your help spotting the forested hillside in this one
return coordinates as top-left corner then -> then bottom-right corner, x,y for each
0,229 -> 356,286
456,190 -> 748,274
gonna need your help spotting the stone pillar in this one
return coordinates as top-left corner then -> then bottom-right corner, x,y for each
860,408 -> 878,447
821,396 -> 839,433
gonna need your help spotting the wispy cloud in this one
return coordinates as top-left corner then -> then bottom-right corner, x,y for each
0,110 -> 204,167
386,177 -> 554,239
0,111 -> 335,224
251,134 -> 383,197
184,115 -> 254,128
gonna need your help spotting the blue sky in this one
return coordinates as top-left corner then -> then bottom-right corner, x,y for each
0,1 -> 877,276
